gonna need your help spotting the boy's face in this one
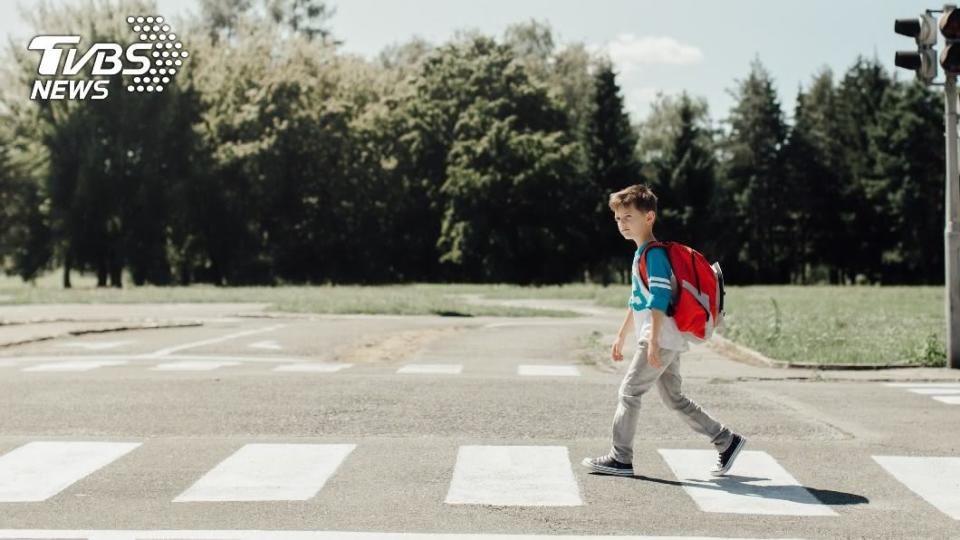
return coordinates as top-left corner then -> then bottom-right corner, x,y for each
613,204 -> 654,242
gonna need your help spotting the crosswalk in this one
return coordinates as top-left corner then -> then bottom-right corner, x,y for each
0,439 -> 955,521
0,531 -> 807,539
0,356 -> 586,377
883,382 -> 960,405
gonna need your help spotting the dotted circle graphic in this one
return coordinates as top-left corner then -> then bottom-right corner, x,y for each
125,14 -> 189,93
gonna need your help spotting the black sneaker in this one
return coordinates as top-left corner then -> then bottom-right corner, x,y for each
710,433 -> 746,477
581,453 -> 634,476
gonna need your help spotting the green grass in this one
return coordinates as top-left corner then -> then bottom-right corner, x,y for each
0,273 -> 579,318
0,272 -> 947,365
529,284 -> 946,367
715,286 -> 946,367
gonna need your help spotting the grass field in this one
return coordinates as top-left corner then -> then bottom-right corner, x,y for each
0,272 -> 946,366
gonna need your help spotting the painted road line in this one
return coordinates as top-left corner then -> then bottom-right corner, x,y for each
873,456 -> 960,519
397,364 -> 463,375
22,360 -> 127,372
446,445 -> 582,506
160,354 -> 310,364
932,396 -> 960,404
906,388 -> 960,395
884,382 -> 960,388
0,441 -> 140,502
0,531 -> 809,539
56,340 -> 136,351
273,363 -> 353,372
658,449 -> 836,516
173,443 -> 356,502
249,340 -> 283,350
145,324 -> 285,357
517,365 -> 581,377
150,361 -> 241,371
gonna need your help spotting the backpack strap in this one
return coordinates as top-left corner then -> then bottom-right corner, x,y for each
637,240 -> 677,316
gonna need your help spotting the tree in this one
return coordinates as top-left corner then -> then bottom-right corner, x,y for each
720,59 -> 790,283
782,69 -> 846,283
868,80 -> 944,284
834,57 -> 895,283
639,92 -> 718,257
587,62 -> 643,283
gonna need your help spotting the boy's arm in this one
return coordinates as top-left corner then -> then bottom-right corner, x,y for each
611,307 -> 633,362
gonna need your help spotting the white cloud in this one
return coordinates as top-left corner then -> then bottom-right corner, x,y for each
592,34 -> 703,74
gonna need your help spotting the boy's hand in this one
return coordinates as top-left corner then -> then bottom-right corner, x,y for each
647,341 -> 662,369
611,333 -> 626,362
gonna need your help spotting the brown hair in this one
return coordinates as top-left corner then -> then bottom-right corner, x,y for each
608,184 -> 658,214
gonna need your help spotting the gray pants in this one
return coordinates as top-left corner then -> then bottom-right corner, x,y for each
610,341 -> 733,464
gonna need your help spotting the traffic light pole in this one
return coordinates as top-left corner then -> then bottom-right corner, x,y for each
947,73 -> 960,369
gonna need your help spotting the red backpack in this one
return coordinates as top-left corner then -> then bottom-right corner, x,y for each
637,241 -> 726,343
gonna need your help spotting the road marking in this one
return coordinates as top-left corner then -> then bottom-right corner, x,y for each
517,364 -> 581,377
873,456 -> 960,519
932,396 -> 960,404
0,359 -> 18,367
884,382 -> 960,388
446,445 -> 582,506
273,363 -> 353,372
21,360 -> 127,372
56,340 -> 136,351
173,443 -> 355,502
658,449 -> 836,516
144,324 -> 285,357
150,361 -> 241,371
0,530 -> 807,539
397,364 -> 463,375
249,340 -> 283,350
0,441 -> 140,502
906,388 -> 960,395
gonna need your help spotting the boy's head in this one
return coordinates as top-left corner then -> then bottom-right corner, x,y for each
608,184 -> 657,242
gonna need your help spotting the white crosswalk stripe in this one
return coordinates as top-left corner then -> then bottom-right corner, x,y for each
883,383 -> 960,405
150,360 -> 241,371
0,441 -> 140,502
657,449 -> 836,516
273,362 -> 354,372
0,531 -> 804,539
445,445 -> 582,506
0,438 -> 956,523
173,443 -> 356,502
873,456 -> 960,520
397,363 -> 463,374
22,360 -> 127,372
517,364 -> 581,376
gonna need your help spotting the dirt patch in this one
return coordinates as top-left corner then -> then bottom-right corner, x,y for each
334,325 -> 468,363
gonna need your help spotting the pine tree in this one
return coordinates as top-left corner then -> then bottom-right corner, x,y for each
587,62 -> 644,283
720,59 -> 790,283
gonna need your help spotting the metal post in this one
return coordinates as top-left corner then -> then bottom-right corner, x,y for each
944,72 -> 960,369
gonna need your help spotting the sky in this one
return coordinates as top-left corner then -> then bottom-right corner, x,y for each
0,0 -> 935,122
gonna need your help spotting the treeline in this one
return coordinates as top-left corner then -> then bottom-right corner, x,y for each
0,0 -> 946,286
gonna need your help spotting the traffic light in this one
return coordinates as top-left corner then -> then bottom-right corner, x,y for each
895,13 -> 938,83
940,7 -> 960,72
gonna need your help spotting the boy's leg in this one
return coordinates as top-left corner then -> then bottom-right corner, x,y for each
655,357 -> 734,452
609,341 -> 675,464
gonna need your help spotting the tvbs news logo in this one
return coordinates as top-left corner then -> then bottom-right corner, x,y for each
28,15 -> 189,100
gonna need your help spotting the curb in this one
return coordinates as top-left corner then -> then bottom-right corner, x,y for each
0,320 -> 203,349
709,333 -> 929,371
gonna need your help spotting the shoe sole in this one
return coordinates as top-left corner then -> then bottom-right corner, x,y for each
711,436 -> 747,477
581,457 -> 634,476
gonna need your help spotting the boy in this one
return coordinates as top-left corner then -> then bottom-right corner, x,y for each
581,183 -> 746,477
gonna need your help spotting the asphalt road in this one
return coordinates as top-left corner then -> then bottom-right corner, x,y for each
0,302 -> 957,540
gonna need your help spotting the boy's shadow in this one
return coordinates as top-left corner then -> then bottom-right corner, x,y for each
591,473 -> 869,506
